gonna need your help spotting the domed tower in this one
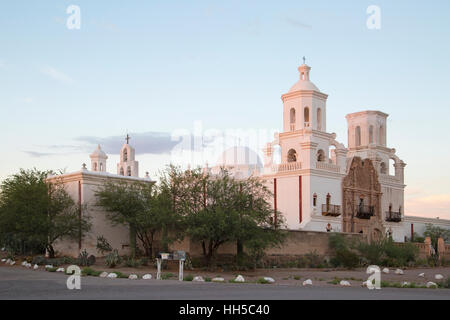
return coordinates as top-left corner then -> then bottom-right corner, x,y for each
117,134 -> 139,177
282,60 -> 328,133
89,144 -> 108,172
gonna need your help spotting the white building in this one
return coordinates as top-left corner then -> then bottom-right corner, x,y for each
212,62 -> 449,242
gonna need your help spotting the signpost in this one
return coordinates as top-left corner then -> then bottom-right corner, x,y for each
156,251 -> 186,281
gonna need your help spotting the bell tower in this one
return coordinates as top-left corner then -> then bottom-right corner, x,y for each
90,144 -> 108,172
282,60 -> 328,133
117,134 -> 139,177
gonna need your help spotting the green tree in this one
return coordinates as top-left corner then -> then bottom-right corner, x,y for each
95,179 -> 182,258
0,169 -> 90,257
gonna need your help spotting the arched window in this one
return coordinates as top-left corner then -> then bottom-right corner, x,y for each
127,166 -> 131,176
123,149 -> 128,162
380,162 -> 387,174
287,149 -> 297,163
120,167 -> 124,176
317,149 -> 325,162
355,126 -> 361,147
93,163 -> 97,171
304,107 -> 310,127
313,193 -> 317,207
290,108 -> 296,124
369,125 -> 374,144
317,108 -> 322,131
379,125 -> 384,145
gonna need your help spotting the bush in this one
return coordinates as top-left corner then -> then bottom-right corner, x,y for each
438,277 -> 450,289
183,274 -> 194,281
77,249 -> 95,266
82,267 -> 102,277
161,273 -> 175,280
256,278 -> 270,284
123,257 -> 141,268
96,236 -> 112,255
105,249 -> 121,268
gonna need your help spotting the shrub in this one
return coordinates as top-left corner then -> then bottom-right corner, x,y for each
46,267 -> 58,272
82,267 -> 102,277
183,274 -> 194,281
77,249 -> 95,266
139,257 -> 149,266
105,249 -> 121,268
123,257 -> 141,268
438,277 -> 450,289
96,236 -> 112,255
256,278 -> 270,284
161,273 -> 175,280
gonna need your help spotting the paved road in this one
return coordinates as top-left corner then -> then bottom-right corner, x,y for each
1,267 -> 449,300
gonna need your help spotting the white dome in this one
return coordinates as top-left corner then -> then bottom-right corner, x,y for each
90,144 -> 108,159
289,80 -> 320,93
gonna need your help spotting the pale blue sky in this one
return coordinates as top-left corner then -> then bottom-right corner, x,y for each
1,1 -> 450,218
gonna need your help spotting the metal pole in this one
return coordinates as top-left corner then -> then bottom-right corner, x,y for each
179,260 -> 184,281
156,258 -> 161,280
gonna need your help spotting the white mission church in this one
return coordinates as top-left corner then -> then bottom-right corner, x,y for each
50,62 -> 450,256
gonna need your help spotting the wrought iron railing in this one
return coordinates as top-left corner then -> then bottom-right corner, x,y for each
385,211 -> 401,222
322,204 -> 341,217
356,205 -> 374,219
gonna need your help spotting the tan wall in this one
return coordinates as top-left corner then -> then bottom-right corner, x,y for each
171,230 -> 366,259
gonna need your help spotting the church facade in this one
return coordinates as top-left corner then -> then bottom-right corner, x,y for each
212,62 -> 448,242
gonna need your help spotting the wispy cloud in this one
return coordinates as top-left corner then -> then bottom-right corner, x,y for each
23,151 -> 60,158
284,17 -> 312,29
40,66 -> 73,84
74,132 -> 181,155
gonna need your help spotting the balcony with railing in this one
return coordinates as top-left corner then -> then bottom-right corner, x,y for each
316,162 -> 341,173
356,205 -> 374,219
271,162 -> 302,173
385,211 -> 402,222
322,204 -> 341,217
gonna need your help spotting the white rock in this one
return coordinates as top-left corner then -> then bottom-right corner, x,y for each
402,282 -> 410,287
56,267 -> 65,273
302,279 -> 313,286
6,259 -> 11,264
1,259 -> 5,262
263,277 -> 275,283
212,277 -> 225,282
107,273 -> 117,278
435,274 -> 444,280
394,269 -> 404,275
142,274 -> 152,280
25,263 -> 32,268
128,274 -> 138,280
1,247 -> 5,251
33,264 -> 39,270
418,273 -> 425,277
9,261 -> 15,265
426,282 -> 437,288
21,261 -> 27,266
99,272 -> 108,278
340,280 -> 351,287
382,268 -> 390,274
234,275 -> 245,283
193,276 -> 205,282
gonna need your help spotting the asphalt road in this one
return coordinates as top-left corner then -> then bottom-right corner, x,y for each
1,267 -> 449,300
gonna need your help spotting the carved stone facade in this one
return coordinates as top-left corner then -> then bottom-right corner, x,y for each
342,157 -> 384,241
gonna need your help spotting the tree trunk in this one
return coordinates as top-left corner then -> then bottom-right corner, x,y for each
236,239 -> 244,266
46,244 -> 55,258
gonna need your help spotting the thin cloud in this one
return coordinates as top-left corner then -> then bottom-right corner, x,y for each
284,17 -> 312,29
41,66 -> 73,84
24,151 -> 59,158
74,132 -> 182,155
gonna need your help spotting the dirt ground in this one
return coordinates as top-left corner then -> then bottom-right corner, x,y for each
3,254 -> 449,287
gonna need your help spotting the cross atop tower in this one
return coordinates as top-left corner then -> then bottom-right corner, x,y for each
302,56 -> 306,65
125,134 -> 130,144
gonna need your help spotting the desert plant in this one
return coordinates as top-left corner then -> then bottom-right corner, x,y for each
183,274 -> 194,281
81,267 -> 102,277
77,249 -> 95,266
96,236 -> 113,255
105,249 -> 121,268
123,257 -> 141,268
